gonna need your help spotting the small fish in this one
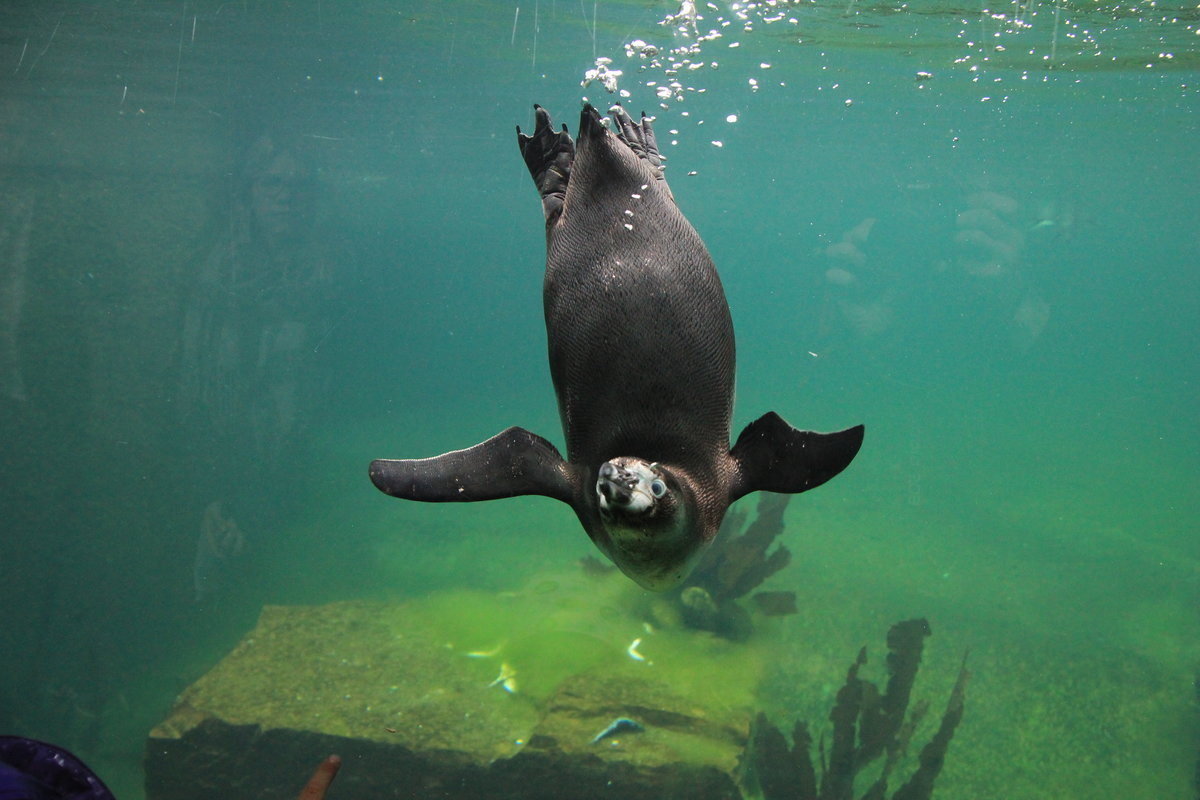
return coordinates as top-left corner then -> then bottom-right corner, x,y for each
590,717 -> 645,744
488,662 -> 518,694
465,642 -> 505,659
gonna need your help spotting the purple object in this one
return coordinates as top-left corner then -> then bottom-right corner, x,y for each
0,737 -> 115,800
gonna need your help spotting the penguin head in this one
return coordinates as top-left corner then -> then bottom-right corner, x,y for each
594,457 -> 707,590
596,458 -> 670,514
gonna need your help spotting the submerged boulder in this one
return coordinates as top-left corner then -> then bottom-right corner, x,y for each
147,580 -> 758,800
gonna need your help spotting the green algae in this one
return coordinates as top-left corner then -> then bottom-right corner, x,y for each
390,568 -> 772,712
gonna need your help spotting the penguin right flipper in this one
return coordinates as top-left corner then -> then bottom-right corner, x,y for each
370,427 -> 578,505
516,105 -> 575,225
728,412 -> 864,502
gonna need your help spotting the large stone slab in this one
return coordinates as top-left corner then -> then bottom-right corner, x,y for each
146,573 -> 769,799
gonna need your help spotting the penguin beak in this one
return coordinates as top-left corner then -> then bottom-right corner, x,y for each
597,461 -> 653,513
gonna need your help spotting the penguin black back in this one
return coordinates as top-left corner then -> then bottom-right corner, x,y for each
540,105 -> 734,479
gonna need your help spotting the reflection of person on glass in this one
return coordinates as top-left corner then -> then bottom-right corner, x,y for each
180,132 -> 332,478
0,735 -> 341,800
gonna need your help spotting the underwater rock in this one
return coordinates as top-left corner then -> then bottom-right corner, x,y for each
146,598 -> 747,800
674,492 -> 797,640
740,619 -> 969,800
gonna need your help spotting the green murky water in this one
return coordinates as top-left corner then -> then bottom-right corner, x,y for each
1,1 -> 1196,797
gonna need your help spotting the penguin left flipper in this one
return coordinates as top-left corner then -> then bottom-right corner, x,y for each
370,427 -> 577,505
728,412 -> 865,502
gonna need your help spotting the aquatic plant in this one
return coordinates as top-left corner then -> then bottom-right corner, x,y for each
741,619 -> 969,800
674,492 -> 797,640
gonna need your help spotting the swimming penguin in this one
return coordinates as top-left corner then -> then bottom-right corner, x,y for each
369,104 -> 864,591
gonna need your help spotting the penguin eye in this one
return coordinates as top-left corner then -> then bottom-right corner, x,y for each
649,479 -> 667,498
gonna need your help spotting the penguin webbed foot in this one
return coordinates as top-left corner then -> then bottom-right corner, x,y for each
608,103 -> 667,181
517,105 -> 575,224
728,412 -> 864,502
370,426 -> 577,505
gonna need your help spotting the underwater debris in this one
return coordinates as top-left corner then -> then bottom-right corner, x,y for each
741,619 -> 969,800
673,492 -> 796,640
